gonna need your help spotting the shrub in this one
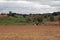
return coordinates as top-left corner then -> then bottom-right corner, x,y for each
49,15 -> 54,21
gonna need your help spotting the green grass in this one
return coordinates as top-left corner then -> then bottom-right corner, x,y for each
0,15 -> 59,25
0,16 -> 34,25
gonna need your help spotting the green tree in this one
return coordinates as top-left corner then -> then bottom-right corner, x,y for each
7,11 -> 16,17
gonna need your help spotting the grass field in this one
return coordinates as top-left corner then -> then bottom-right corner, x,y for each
0,15 -> 35,25
0,15 -> 59,25
0,25 -> 60,40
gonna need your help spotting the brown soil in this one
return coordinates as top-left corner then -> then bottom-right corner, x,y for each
0,25 -> 60,40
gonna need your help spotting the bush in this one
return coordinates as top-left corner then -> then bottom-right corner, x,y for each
49,16 -> 54,21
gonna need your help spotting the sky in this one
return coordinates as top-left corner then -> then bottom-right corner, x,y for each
0,0 -> 60,14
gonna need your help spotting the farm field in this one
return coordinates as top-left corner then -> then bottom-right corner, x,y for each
0,25 -> 60,40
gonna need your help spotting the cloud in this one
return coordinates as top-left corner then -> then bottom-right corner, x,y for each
0,0 -> 60,14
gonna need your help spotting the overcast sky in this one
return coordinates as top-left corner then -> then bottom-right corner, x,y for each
0,0 -> 60,14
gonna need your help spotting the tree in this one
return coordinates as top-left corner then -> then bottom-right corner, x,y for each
7,11 -> 16,17
52,12 -> 58,16
7,11 -> 12,17
23,14 -> 27,18
11,13 -> 16,17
